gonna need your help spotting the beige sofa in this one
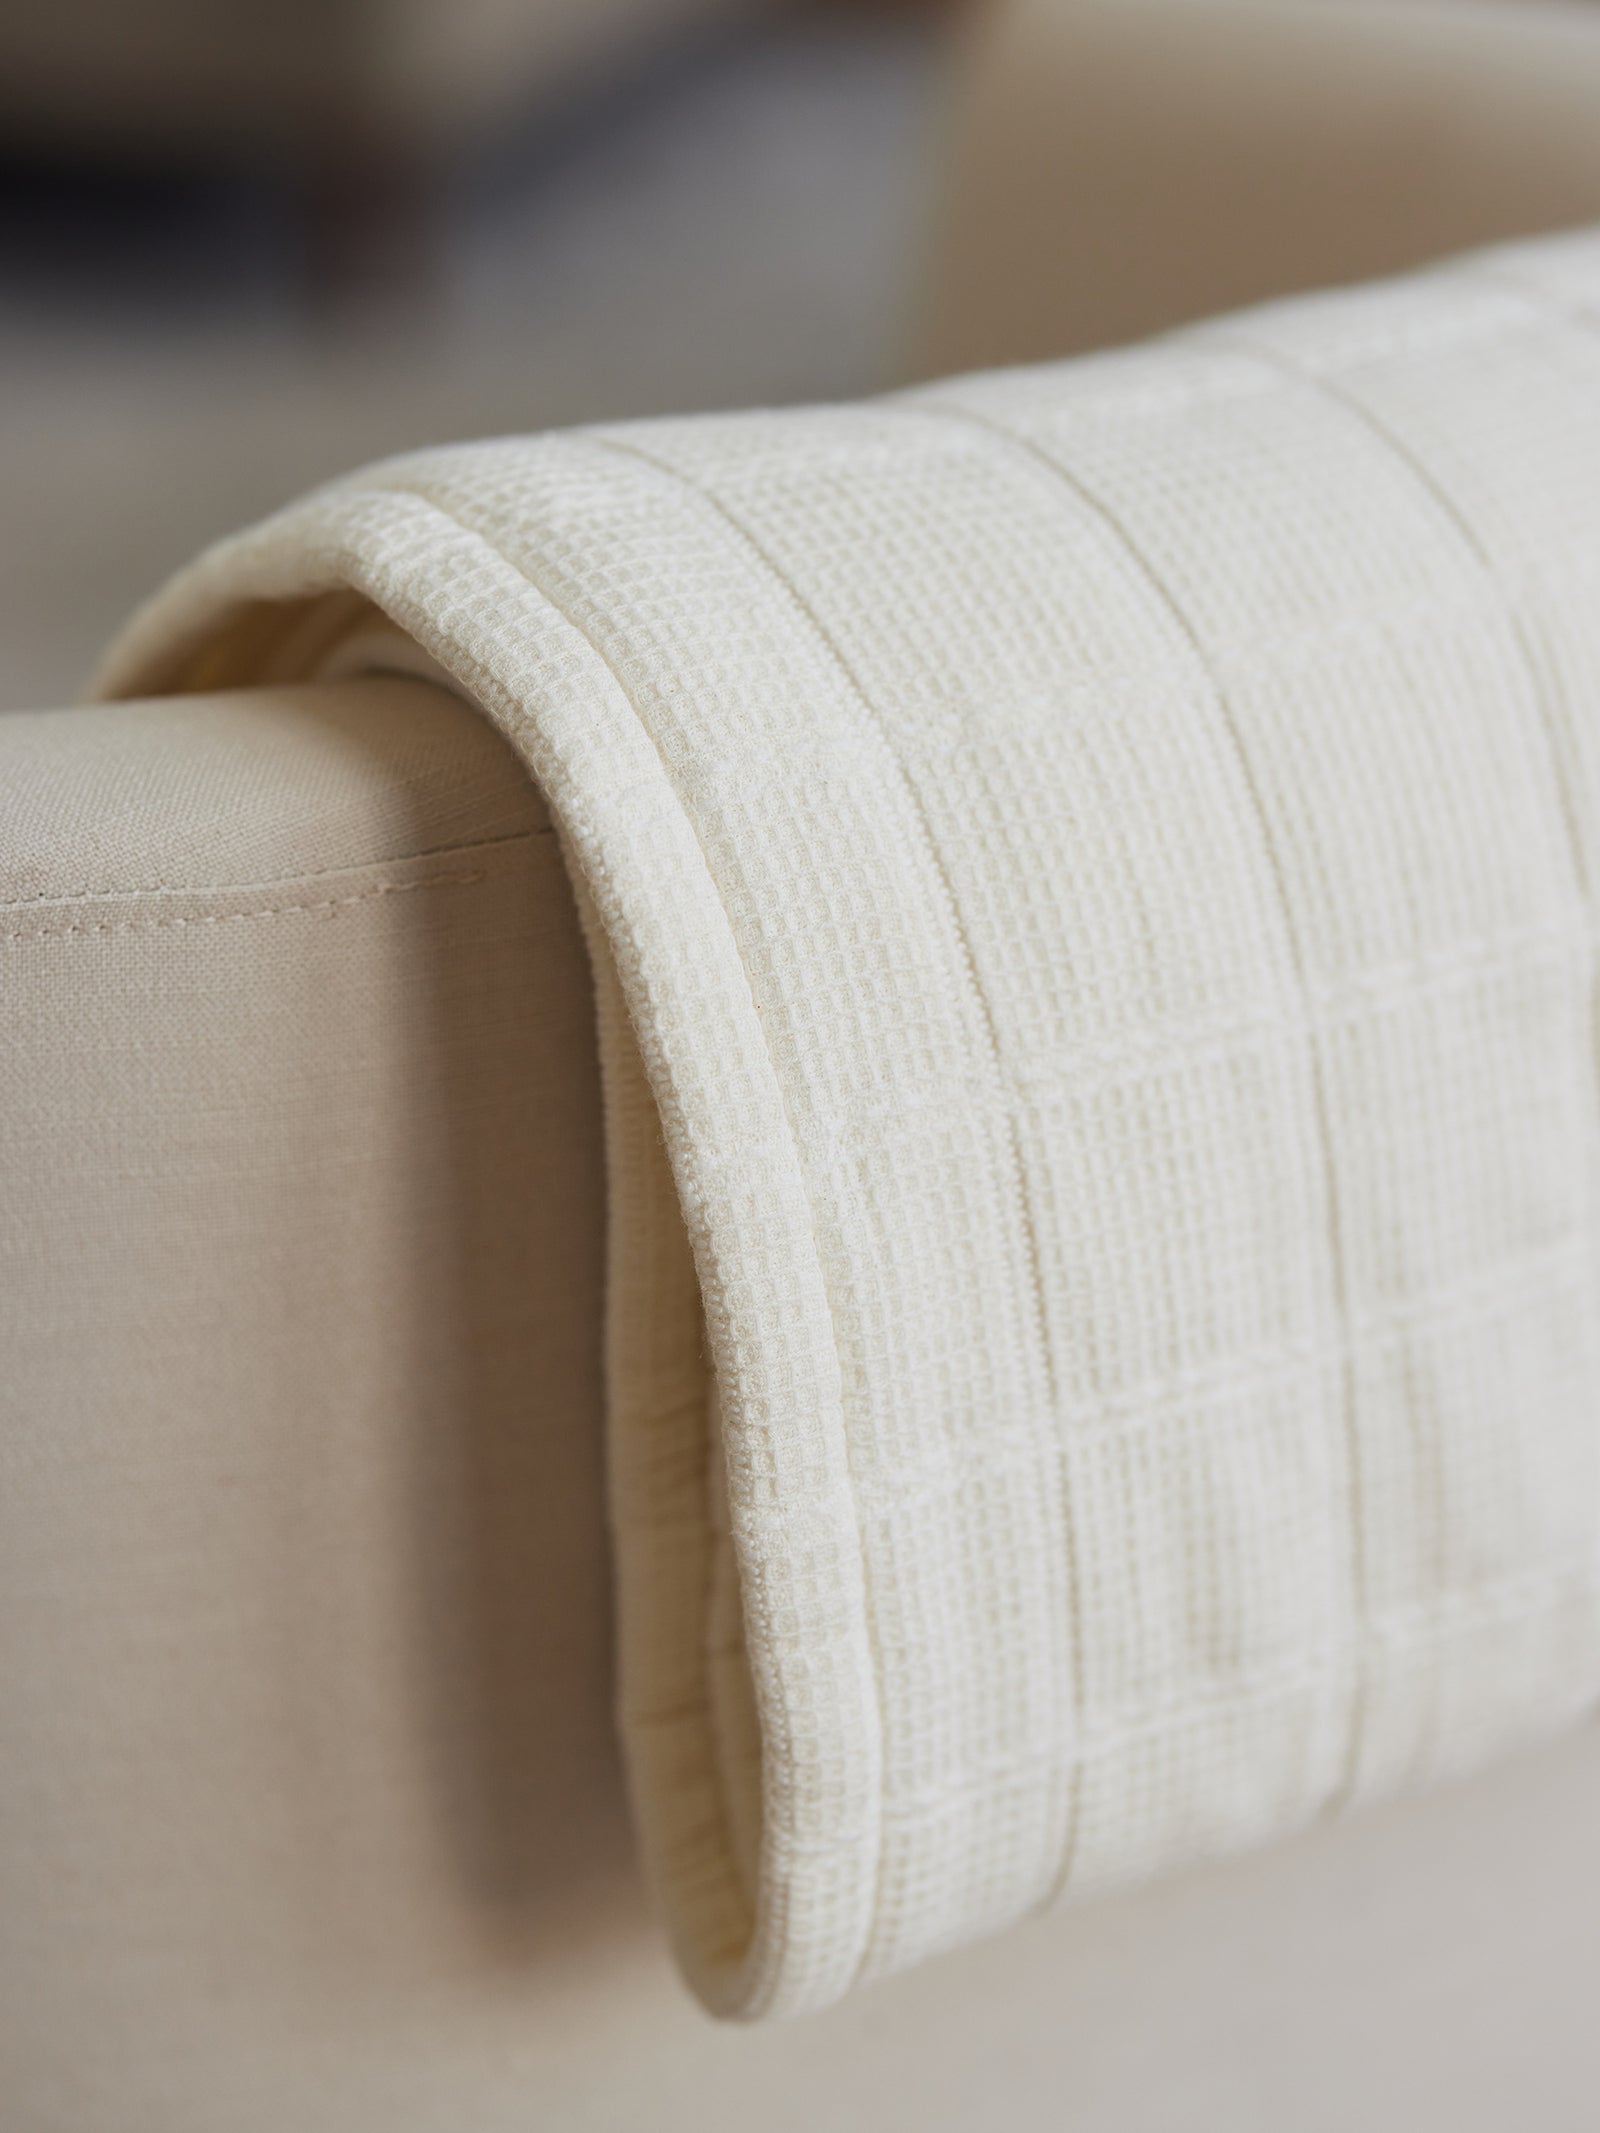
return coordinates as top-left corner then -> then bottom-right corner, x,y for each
917,0 -> 1600,370
9,3 -> 1600,2126
8,661 -> 1600,2130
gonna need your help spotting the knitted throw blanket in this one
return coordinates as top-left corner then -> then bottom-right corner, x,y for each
98,232 -> 1600,2019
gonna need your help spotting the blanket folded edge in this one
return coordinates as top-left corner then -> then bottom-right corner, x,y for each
90,485 -> 883,2021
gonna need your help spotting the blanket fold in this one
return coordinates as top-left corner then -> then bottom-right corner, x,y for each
96,230 -> 1600,2019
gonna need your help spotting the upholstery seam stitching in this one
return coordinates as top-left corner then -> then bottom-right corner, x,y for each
1,869 -> 492,942
0,826 -> 550,913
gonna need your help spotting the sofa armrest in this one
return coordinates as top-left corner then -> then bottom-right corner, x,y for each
0,676 -> 622,2046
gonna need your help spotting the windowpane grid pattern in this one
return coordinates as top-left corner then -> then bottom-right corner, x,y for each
98,229 -> 1600,2017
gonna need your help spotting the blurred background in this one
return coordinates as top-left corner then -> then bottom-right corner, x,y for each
1,1 -> 951,710
8,0 -> 1600,716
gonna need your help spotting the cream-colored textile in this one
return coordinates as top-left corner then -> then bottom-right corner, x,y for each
917,0 -> 1600,374
96,229 -> 1600,2019
7,677 -> 1600,2127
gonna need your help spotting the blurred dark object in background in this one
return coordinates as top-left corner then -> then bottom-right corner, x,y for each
0,0 -> 954,308
0,6 -> 949,710
0,0 -> 795,307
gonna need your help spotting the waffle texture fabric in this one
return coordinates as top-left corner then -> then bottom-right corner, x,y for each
96,230 -> 1600,2020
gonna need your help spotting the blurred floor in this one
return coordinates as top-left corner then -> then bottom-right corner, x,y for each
0,13 -> 945,710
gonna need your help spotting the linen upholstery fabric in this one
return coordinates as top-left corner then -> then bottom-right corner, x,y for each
97,229 -> 1600,2019
8,690 -> 1600,2131
917,0 -> 1600,375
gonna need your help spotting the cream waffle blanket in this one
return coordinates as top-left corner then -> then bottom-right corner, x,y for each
97,232 -> 1600,2019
